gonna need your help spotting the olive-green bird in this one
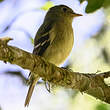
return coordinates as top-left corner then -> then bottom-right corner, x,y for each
25,4 -> 82,107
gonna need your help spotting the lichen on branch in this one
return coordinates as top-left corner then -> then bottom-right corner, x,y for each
0,37 -> 110,104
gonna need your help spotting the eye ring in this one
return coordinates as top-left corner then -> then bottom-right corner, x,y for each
62,7 -> 67,12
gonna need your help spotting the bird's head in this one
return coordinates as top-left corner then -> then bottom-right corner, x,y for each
45,5 -> 82,22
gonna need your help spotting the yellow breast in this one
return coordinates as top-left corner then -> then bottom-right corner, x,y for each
42,22 -> 74,66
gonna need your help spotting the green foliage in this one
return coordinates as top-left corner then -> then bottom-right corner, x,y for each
95,103 -> 110,110
79,0 -> 110,13
80,0 -> 84,3
30,37 -> 34,45
86,0 -> 104,13
79,0 -> 104,13
103,0 -> 110,8
0,0 -> 4,2
41,1 -> 54,10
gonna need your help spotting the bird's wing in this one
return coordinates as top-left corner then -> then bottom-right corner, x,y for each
33,22 -> 55,56
25,22 -> 55,107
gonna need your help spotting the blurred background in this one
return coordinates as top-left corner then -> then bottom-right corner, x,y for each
0,0 -> 110,110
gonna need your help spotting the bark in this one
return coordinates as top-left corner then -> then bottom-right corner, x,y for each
0,37 -> 110,104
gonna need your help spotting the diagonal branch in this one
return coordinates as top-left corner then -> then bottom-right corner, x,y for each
0,37 -> 110,104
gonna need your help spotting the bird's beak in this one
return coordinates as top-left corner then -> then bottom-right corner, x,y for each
71,12 -> 83,17
74,13 -> 83,17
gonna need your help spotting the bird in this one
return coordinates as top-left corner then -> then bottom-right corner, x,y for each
24,4 -> 82,107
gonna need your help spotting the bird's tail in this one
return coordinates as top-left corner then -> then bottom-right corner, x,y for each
24,76 -> 39,107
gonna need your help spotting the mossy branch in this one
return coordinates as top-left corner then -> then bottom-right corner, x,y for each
0,37 -> 110,104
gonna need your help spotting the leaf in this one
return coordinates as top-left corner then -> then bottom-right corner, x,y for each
41,1 -> 54,11
86,0 -> 104,13
95,103 -> 110,110
103,0 -> 110,8
30,37 -> 34,45
79,0 -> 85,3
79,0 -> 110,13
0,0 -> 4,2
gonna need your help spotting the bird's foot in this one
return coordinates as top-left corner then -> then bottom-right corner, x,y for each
45,81 -> 51,93
61,67 -> 73,72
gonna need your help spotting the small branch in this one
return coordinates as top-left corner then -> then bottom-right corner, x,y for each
0,37 -> 110,104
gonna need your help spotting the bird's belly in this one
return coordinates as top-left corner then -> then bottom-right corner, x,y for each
42,34 -> 74,66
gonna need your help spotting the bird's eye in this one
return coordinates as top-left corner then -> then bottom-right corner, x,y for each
62,7 -> 67,12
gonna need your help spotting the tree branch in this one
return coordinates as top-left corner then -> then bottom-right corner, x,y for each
0,37 -> 110,104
